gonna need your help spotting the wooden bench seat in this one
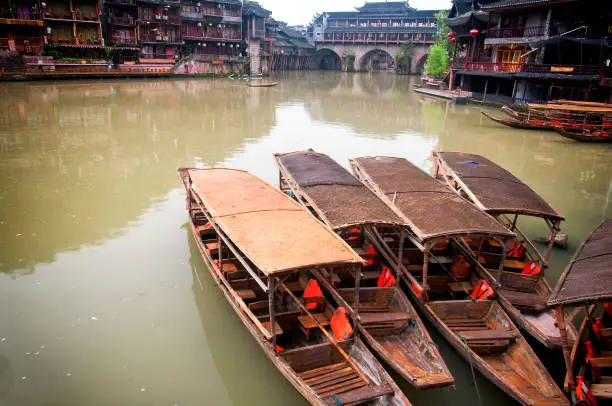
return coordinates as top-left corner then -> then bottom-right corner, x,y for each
261,320 -> 283,336
448,281 -> 474,294
360,312 -> 411,324
459,329 -> 518,341
458,329 -> 518,354
299,313 -> 331,340
589,357 -> 612,368
324,383 -> 393,405
362,271 -> 380,280
236,289 -> 256,301
504,259 -> 526,270
445,318 -> 489,331
298,362 -> 368,400
591,384 -> 612,399
248,300 -> 268,311
500,288 -> 548,312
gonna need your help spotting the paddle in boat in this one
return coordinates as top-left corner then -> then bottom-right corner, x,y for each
548,219 -> 612,406
178,168 -> 410,406
274,150 -> 454,390
349,156 -> 568,406
433,151 -> 579,350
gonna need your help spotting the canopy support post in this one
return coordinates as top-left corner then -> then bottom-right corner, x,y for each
556,305 -> 575,394
511,214 -> 518,231
544,220 -> 560,266
217,235 -> 223,282
269,277 -> 277,352
396,228 -> 406,293
354,264 -> 361,336
422,242 -> 431,292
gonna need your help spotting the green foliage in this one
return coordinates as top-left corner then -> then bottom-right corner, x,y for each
103,47 -> 112,61
395,41 -> 414,74
426,43 -> 449,78
432,11 -> 453,55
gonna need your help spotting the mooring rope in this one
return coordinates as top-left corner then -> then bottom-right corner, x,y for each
460,335 -> 484,406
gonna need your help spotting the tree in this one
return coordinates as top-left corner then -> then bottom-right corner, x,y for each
426,43 -> 450,78
424,10 -> 452,78
395,42 -> 414,74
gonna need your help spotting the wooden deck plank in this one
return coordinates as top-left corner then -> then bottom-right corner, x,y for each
236,289 -> 256,301
590,357 -> 612,368
312,372 -> 360,391
304,367 -> 354,385
260,321 -> 283,336
298,313 -> 331,329
592,384 -> 612,399
360,312 -> 411,324
299,363 -> 347,379
459,329 -> 518,341
317,377 -> 367,398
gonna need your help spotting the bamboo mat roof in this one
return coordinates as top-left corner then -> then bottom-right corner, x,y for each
350,156 -> 514,242
527,103 -> 612,113
437,152 -> 564,221
548,219 -> 612,306
275,151 -> 404,230
185,168 -> 364,275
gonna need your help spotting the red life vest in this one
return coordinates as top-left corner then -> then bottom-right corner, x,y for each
432,239 -> 450,252
303,279 -> 324,311
521,260 -> 542,276
471,280 -> 494,301
330,307 -> 353,340
604,302 -> 612,317
410,283 -> 429,302
364,244 -> 378,267
347,227 -> 361,242
576,375 -> 599,406
451,255 -> 471,279
507,240 -> 527,259
586,340 -> 602,377
593,318 -> 605,339
377,266 -> 396,287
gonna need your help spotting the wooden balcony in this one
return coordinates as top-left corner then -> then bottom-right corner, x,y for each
0,36 -> 44,53
316,33 -> 434,45
462,61 -> 607,77
0,10 -> 43,25
486,26 -> 547,39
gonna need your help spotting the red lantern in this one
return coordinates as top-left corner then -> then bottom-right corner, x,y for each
470,28 -> 479,37
451,37 -> 456,44
447,32 -> 455,38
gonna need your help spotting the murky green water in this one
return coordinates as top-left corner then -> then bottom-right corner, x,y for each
0,72 -> 610,406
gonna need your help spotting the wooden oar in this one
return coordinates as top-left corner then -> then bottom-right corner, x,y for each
279,283 -> 369,384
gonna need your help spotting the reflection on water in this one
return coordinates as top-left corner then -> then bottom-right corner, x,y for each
0,72 -> 610,405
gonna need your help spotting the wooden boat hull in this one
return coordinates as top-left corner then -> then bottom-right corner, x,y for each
555,127 -> 612,143
188,221 -> 410,405
415,298 -> 568,406
248,82 -> 279,88
318,278 -> 454,390
481,111 -> 553,131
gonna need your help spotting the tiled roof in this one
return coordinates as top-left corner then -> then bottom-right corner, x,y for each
478,0 -> 569,10
327,9 -> 441,19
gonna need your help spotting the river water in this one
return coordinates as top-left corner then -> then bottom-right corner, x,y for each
0,73 -> 610,406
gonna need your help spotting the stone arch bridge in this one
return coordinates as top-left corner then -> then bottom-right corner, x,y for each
312,43 -> 430,73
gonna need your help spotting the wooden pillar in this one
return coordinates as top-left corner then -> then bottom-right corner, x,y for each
544,220 -> 560,265
269,277 -> 277,352
512,79 -> 518,102
353,265 -> 361,338
217,234 -> 223,282
422,242 -> 430,292
396,229 -> 405,293
556,306 -> 575,393
483,78 -> 488,102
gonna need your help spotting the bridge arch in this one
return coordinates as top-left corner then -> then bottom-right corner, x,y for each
356,48 -> 396,72
413,53 -> 428,75
312,48 -> 342,71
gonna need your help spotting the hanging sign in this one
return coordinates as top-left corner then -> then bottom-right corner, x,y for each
550,66 -> 574,73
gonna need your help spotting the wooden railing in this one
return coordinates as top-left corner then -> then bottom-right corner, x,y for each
487,26 -> 546,38
463,61 -> 606,76
0,10 -> 43,20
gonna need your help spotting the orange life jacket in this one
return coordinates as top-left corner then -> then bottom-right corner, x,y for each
507,240 -> 527,259
364,244 -> 378,267
270,343 -> 284,353
604,302 -> 612,317
471,280 -> 494,301
576,376 -> 599,406
303,279 -> 324,311
521,260 -> 542,276
330,307 -> 353,341
451,255 -> 471,279
593,318 -> 605,339
410,283 -> 429,302
432,239 -> 450,252
377,266 -> 396,288
347,227 -> 361,242
586,340 -> 602,377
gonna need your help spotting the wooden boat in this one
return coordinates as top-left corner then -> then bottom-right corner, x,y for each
555,127 -> 612,143
349,156 -> 568,406
551,100 -> 612,109
433,151 -> 578,349
247,81 -> 279,87
178,168 -> 410,406
481,111 -> 554,130
548,219 -> 612,405
274,150 -> 454,390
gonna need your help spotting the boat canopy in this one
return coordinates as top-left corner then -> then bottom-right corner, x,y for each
184,168 -> 364,275
548,219 -> 612,306
350,156 -> 514,242
436,152 -> 564,221
274,151 -> 404,230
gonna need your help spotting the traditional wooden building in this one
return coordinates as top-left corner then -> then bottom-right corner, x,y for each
136,0 -> 182,63
447,0 -> 612,103
181,0 -> 242,58
42,0 -> 104,58
313,1 -> 440,47
0,0 -> 44,54
266,24 -> 315,71
242,1 -> 271,74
